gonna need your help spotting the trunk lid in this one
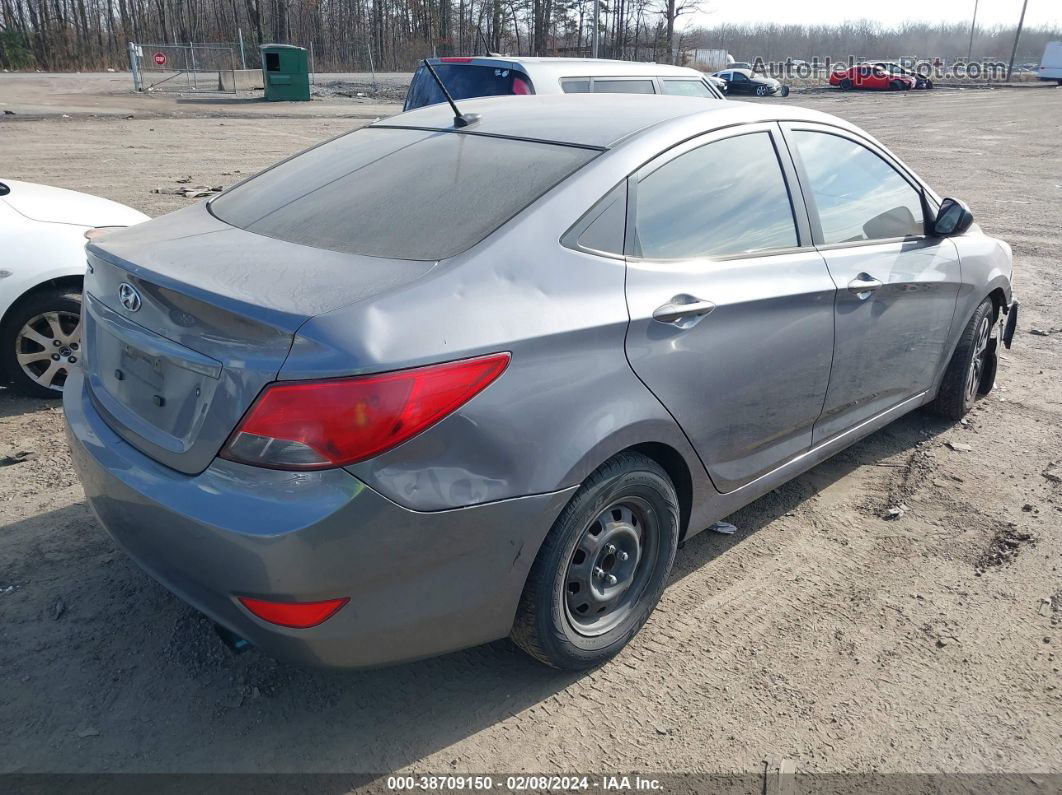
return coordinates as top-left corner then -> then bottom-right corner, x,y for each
82,203 -> 434,474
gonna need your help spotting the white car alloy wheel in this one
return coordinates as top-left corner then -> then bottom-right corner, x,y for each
1,287 -> 83,398
16,310 -> 82,392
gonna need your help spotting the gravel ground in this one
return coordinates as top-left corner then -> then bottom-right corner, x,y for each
0,86 -> 1060,779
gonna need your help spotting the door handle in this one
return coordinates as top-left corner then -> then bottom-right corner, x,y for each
847,274 -> 883,297
652,295 -> 717,325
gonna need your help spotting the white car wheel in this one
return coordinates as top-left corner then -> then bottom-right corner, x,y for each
2,289 -> 82,398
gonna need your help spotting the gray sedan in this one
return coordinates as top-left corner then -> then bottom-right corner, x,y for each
65,95 -> 1016,670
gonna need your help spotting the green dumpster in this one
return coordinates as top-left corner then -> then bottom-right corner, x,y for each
260,44 -> 310,102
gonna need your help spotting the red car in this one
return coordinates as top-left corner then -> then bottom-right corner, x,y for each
830,64 -> 916,91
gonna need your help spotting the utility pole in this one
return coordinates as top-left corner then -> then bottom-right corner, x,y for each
1006,0 -> 1029,80
591,0 -> 599,58
966,0 -> 978,61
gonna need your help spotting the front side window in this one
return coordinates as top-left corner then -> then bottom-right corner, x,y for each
790,130 -> 924,244
634,132 -> 798,259
660,79 -> 714,98
592,79 -> 656,94
211,127 -> 597,261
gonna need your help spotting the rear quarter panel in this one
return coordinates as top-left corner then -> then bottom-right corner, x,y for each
280,144 -> 714,515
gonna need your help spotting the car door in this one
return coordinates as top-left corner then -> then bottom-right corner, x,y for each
729,72 -> 751,93
782,124 -> 962,444
623,124 -> 837,493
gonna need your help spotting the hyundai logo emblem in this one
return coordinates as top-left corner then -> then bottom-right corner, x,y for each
118,282 -> 142,312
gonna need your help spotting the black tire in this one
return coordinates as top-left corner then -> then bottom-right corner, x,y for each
755,85 -> 768,97
890,80 -> 904,91
924,79 -> 934,90
511,452 -> 680,670
0,287 -> 82,399
839,78 -> 853,91
931,298 -> 994,421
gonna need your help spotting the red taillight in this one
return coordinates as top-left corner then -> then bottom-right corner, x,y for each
238,596 -> 349,628
439,57 -> 473,63
513,76 -> 531,95
220,352 -> 510,470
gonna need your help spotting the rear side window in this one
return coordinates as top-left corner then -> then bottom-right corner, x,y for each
635,132 -> 798,259
211,128 -> 598,261
561,78 -> 591,93
593,79 -> 656,94
661,80 -> 713,97
790,131 -> 924,244
405,63 -> 531,110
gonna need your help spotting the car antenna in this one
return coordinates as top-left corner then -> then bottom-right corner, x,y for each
421,59 -> 481,128
477,28 -> 500,57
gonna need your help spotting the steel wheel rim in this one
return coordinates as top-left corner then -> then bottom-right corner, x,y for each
964,315 -> 991,404
15,310 -> 81,392
563,497 -> 659,637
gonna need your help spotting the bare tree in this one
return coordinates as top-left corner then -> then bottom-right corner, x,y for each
0,2 -> 1057,73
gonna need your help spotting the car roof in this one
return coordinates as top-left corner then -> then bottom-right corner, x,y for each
374,93 -> 848,149
428,56 -> 709,82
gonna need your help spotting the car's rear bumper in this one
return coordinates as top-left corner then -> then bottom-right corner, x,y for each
63,368 -> 575,669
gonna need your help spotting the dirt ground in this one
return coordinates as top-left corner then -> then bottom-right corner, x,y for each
0,83 -> 1060,780
0,71 -> 409,119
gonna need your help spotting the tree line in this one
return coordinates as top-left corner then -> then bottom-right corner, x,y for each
0,1 -> 1058,73
0,0 -> 690,71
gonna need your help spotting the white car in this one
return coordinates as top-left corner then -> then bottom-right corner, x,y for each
403,57 -> 727,111
0,179 -> 148,397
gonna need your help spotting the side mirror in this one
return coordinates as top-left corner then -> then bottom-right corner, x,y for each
932,198 -> 974,237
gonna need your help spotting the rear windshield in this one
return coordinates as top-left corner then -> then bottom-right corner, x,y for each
406,63 -> 529,110
210,127 -> 597,261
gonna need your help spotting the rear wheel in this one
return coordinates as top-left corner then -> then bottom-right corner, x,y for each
932,298 -> 995,421
0,288 -> 82,398
511,452 -> 679,670
839,78 -> 853,90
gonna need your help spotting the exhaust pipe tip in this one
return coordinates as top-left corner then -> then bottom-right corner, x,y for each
214,622 -> 253,654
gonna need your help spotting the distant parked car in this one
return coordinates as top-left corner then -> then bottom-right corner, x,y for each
404,56 -> 725,110
728,61 -> 753,70
830,64 -> 916,91
1038,41 -> 1062,84
874,62 -> 933,89
0,180 -> 148,397
712,68 -> 789,97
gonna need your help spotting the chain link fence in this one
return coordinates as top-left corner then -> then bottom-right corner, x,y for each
129,43 -> 238,93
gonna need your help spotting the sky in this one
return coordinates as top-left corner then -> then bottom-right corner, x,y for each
683,0 -> 1062,31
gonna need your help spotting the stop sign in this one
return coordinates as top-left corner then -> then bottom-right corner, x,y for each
153,51 -> 167,66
